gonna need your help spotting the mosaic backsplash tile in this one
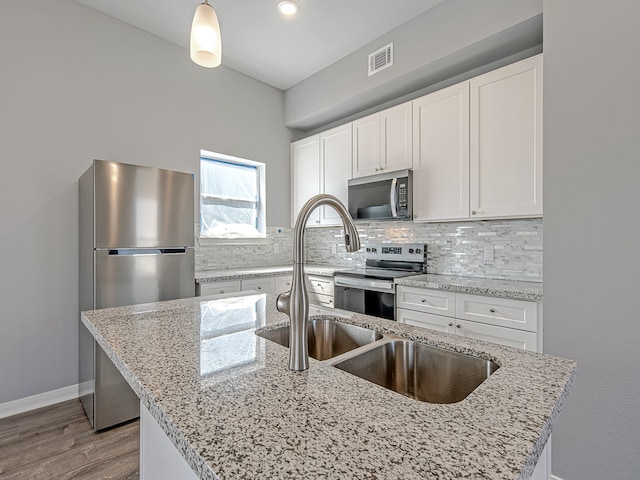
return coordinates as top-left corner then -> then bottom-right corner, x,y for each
195,219 -> 542,283
195,226 -> 294,271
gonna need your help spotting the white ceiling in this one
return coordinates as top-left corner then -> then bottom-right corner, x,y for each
73,0 -> 443,90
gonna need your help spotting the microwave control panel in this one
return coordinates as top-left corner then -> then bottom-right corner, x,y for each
397,182 -> 408,215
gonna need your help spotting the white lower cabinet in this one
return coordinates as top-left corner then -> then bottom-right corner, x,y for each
275,275 -> 293,294
241,277 -> 275,293
199,280 -> 242,296
396,285 -> 540,353
306,274 -> 334,308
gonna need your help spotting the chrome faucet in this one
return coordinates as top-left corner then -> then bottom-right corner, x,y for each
276,194 -> 361,371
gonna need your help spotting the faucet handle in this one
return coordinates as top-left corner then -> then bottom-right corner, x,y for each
276,291 -> 291,316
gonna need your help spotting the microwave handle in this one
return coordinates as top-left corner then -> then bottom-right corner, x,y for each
390,177 -> 398,217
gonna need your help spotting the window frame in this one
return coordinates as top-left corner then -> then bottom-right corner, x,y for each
198,149 -> 267,245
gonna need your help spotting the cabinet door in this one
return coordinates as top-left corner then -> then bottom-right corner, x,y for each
320,124 -> 352,225
380,103 -> 413,173
413,82 -> 470,221
291,135 -> 321,227
470,54 -> 543,219
396,285 -> 456,318
199,280 -> 242,296
352,113 -> 379,178
275,275 -> 293,294
455,319 -> 538,352
397,308 -> 455,334
241,277 -> 275,293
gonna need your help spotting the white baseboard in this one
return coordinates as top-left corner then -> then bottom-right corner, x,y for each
0,384 -> 80,419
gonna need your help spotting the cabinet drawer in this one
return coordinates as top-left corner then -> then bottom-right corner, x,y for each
455,294 -> 537,332
309,292 -> 334,308
241,277 -> 275,293
275,275 -> 293,294
396,286 -> 456,318
397,308 -> 454,334
456,319 -> 538,352
306,275 -> 334,296
199,280 -> 242,296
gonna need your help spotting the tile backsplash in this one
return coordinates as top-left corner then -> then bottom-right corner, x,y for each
195,227 -> 294,271
304,218 -> 542,282
196,218 -> 542,283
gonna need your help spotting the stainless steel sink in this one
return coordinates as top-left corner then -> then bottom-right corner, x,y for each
256,318 -> 382,361
334,340 -> 499,404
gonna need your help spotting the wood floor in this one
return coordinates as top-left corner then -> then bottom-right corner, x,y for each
0,399 -> 139,479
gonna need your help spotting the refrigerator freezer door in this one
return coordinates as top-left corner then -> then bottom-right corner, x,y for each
93,160 -> 194,249
95,249 -> 195,309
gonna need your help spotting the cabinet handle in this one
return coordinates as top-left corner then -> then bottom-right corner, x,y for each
375,168 -> 379,172
257,286 -> 262,290
471,210 -> 477,215
420,298 -> 426,303
219,290 -> 224,294
456,324 -> 461,329
315,220 -> 320,224
489,308 -> 496,313
413,214 -> 418,219
448,322 -> 454,327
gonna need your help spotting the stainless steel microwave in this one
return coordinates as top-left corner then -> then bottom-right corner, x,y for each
348,169 -> 412,221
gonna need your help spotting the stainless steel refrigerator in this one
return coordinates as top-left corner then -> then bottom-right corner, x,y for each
79,160 -> 195,431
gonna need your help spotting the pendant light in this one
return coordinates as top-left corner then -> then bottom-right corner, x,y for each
277,1 -> 298,16
190,0 -> 222,68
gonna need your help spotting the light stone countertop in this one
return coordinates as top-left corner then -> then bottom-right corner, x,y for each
195,264 -> 341,283
197,266 -> 543,302
395,274 -> 544,302
82,292 -> 574,480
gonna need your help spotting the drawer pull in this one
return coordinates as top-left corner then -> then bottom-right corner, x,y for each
219,290 -> 224,294
489,308 -> 496,313
448,322 -> 454,327
421,298 -> 426,303
456,324 -> 461,329
257,286 -> 262,290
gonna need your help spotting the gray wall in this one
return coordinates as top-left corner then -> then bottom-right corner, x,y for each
0,0 -> 292,403
543,1 -> 640,478
285,0 -> 543,131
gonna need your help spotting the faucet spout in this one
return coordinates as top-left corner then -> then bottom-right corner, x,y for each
276,194 -> 360,371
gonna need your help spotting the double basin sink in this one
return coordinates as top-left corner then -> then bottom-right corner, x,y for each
257,318 -> 498,404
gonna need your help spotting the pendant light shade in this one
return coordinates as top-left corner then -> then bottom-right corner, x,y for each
190,1 -> 222,68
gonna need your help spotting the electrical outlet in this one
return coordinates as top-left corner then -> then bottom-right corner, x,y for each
483,245 -> 494,262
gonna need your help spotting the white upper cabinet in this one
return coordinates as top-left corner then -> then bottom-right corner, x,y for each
412,54 -> 543,222
352,103 -> 412,178
412,82 -> 470,221
291,124 -> 351,227
291,135 -> 321,226
470,54 -> 543,219
319,124 -> 352,225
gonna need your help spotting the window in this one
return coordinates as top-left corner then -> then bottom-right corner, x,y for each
200,150 -> 266,240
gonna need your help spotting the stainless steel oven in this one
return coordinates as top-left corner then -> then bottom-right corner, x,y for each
334,243 -> 426,320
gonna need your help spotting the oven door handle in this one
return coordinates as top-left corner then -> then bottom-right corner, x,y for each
390,177 -> 398,218
334,276 -> 395,293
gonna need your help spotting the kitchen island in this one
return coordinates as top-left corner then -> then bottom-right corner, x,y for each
81,292 -> 575,480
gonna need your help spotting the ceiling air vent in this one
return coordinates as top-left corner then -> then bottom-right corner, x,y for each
368,42 -> 393,76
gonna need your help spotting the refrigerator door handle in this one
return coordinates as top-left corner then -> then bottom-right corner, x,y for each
107,248 -> 188,256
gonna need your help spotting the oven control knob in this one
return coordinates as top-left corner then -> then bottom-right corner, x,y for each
366,248 -> 371,252
371,248 -> 377,253
409,248 -> 414,254
416,248 -> 422,254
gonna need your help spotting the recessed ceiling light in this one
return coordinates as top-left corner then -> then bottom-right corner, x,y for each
277,0 -> 298,16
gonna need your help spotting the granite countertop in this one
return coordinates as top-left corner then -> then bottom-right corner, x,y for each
396,274 -> 544,302
195,264 -> 342,283
82,292 -> 574,480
